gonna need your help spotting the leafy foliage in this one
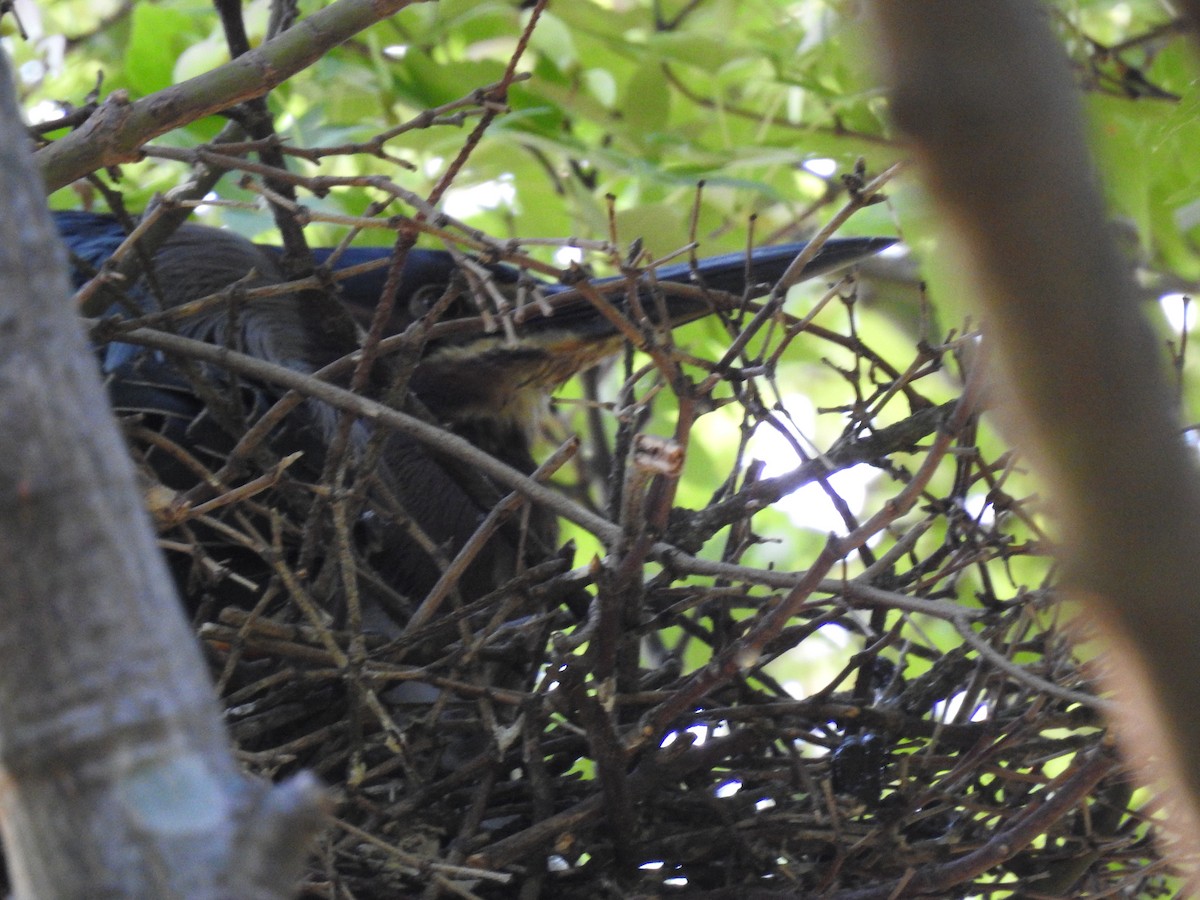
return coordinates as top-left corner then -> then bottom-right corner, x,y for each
8,0 -> 1200,895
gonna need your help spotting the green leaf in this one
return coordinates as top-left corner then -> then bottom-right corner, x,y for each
126,5 -> 202,96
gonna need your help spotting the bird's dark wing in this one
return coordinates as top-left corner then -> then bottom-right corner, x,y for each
56,209 -> 133,274
633,239 -> 897,297
497,238 -> 899,344
304,237 -> 895,339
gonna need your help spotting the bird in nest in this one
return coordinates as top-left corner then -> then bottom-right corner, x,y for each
56,209 -> 893,631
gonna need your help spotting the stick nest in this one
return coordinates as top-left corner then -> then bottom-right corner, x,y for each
119,251 -> 1170,899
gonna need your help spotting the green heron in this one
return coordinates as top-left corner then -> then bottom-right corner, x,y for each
58,210 -> 893,622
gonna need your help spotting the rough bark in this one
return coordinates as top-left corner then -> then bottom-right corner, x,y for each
0,50 -> 325,899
